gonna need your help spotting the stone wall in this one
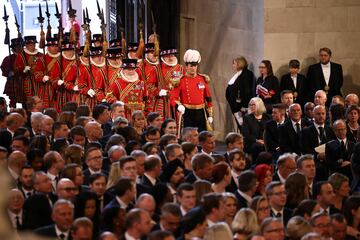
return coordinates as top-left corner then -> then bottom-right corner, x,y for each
180,0 -> 264,139
265,0 -> 360,95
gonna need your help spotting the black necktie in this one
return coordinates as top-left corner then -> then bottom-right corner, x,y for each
295,123 -> 301,134
15,216 -> 21,229
341,140 -> 346,151
59,233 -> 65,240
26,192 -> 32,198
318,127 -> 325,143
276,212 -> 282,218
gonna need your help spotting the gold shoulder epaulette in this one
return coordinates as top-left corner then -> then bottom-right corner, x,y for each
198,73 -> 210,83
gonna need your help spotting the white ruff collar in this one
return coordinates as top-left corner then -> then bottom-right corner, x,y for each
80,57 -> 89,66
145,57 -> 159,65
24,48 -> 38,55
120,70 -> 139,83
47,52 -> 60,58
161,57 -> 177,67
108,60 -> 121,69
62,52 -> 75,60
90,58 -> 105,68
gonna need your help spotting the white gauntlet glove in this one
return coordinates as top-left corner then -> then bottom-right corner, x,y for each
87,89 -> 96,97
42,75 -> 49,83
159,89 -> 168,97
23,66 -> 31,73
177,105 -> 185,114
207,117 -> 214,124
57,80 -> 64,86
73,85 -> 79,91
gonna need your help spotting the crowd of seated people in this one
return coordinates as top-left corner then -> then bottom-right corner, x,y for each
1,49 -> 360,240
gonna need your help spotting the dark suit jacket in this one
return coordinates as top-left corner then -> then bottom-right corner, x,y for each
103,198 -> 134,212
279,118 -> 311,155
325,139 -> 354,174
351,142 -> 360,191
280,73 -> 307,107
264,119 -> 281,154
226,68 -> 255,113
82,169 -> 108,186
139,175 -> 159,188
23,193 -> 58,230
184,172 -> 197,184
34,224 -> 72,239
234,190 -> 249,210
306,62 -> 343,106
300,124 -> 335,156
270,208 -> 292,226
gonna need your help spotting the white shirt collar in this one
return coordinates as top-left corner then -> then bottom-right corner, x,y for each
144,173 -> 157,186
231,170 -> 240,188
321,62 -> 330,67
228,70 -> 242,85
89,168 -> 102,175
125,231 -> 138,240
116,196 -> 128,209
271,207 -> 284,216
8,167 -> 19,180
55,225 -> 69,239
207,219 -> 216,227
180,205 -> 188,216
337,138 -> 347,145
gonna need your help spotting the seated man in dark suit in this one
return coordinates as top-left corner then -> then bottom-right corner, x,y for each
103,177 -> 135,212
312,181 -> 340,215
227,149 -> 249,193
83,147 -> 108,186
325,119 -> 354,181
23,171 -> 58,230
159,134 -> 178,166
140,155 -> 162,188
280,59 -> 307,107
34,199 -> 74,240
17,165 -> 35,199
92,104 -> 112,148
266,181 -> 292,226
89,173 -> 114,211
273,153 -> 296,184
264,104 -> 286,157
301,105 -> 335,181
198,131 -> 216,155
279,103 -> 311,155
6,189 -> 26,231
184,153 -> 214,184
234,170 -> 257,210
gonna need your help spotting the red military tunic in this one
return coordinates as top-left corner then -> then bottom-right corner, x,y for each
91,59 -> 108,103
43,52 -> 61,108
106,70 -> 148,121
14,49 -> 46,98
157,62 -> 184,119
144,58 -> 162,115
107,61 -> 121,86
170,73 -> 213,132
1,53 -> 23,106
55,53 -> 77,112
78,57 -> 97,109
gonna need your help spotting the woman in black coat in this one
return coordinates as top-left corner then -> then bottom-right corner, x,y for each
226,57 -> 255,127
256,60 -> 280,113
242,97 -> 271,161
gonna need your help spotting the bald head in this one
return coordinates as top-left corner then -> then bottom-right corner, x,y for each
136,193 -> 156,217
99,232 -> 118,240
84,121 -> 103,141
6,113 -> 24,131
8,151 -> 26,174
57,178 -> 77,201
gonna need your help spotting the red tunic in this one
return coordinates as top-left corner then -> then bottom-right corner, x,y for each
55,55 -> 77,112
43,53 -> 61,108
143,58 -> 162,115
14,49 -> 46,98
106,71 -> 148,121
156,63 -> 185,119
1,53 -> 23,105
91,60 -> 108,102
170,73 -> 213,108
77,57 -> 97,109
